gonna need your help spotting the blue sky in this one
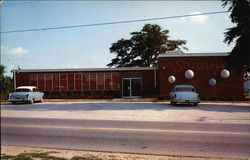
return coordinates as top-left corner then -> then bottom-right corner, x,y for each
1,1 -> 234,76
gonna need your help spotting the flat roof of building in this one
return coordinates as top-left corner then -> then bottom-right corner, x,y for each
158,52 -> 229,58
12,67 -> 156,73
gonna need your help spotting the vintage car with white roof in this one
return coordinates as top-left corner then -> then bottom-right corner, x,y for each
170,85 -> 200,106
8,86 -> 44,104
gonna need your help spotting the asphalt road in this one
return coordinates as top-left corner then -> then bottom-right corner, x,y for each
1,117 -> 250,159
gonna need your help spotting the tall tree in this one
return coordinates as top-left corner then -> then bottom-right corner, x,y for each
222,0 -> 250,72
0,65 -> 13,99
108,24 -> 187,67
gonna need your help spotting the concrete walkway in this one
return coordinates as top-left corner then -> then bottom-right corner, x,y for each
1,101 -> 249,124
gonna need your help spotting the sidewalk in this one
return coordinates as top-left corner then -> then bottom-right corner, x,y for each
1,101 -> 249,124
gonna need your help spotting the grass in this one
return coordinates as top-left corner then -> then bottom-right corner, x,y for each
0,152 -> 111,160
71,155 -> 103,160
1,154 -> 32,160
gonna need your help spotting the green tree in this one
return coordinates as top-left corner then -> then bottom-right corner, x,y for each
0,65 -> 13,100
107,24 -> 187,67
222,0 -> 250,72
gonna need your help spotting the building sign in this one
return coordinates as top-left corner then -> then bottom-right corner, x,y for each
168,60 -> 226,72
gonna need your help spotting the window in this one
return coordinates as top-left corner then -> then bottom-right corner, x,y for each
89,73 -> 96,90
53,74 -> 59,91
97,73 -> 104,90
16,89 -> 31,92
45,74 -> 52,91
30,74 -> 37,86
82,73 -> 89,90
32,72 -> 121,91
60,74 -> 67,91
176,87 -> 194,92
75,73 -> 82,91
104,73 -> 111,90
38,74 -> 45,91
68,74 -> 74,90
112,73 -> 120,90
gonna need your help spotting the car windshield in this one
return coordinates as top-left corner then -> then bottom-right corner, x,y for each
176,87 -> 194,92
15,89 -> 31,92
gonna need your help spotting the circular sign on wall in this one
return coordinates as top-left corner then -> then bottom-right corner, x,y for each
221,69 -> 230,78
185,70 -> 194,79
209,78 -> 216,86
168,76 -> 176,83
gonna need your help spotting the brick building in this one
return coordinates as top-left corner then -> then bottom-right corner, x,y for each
158,53 -> 244,99
12,52 -> 245,100
13,67 -> 156,98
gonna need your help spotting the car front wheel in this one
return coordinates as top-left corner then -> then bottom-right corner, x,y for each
29,99 -> 34,104
39,98 -> 43,103
170,100 -> 173,105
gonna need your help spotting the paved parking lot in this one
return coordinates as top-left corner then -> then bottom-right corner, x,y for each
1,101 -> 249,124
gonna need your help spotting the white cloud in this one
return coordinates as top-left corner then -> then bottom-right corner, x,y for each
189,12 -> 208,23
181,12 -> 208,23
9,47 -> 29,55
1,45 -> 29,56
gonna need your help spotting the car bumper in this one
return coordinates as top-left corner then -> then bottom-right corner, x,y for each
175,100 -> 200,104
8,99 -> 30,102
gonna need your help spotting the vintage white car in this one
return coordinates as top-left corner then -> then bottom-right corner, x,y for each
8,86 -> 44,104
170,85 -> 200,106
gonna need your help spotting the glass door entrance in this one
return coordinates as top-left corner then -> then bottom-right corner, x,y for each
122,78 -> 142,97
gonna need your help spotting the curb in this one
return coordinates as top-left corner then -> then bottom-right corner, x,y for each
1,99 -> 249,104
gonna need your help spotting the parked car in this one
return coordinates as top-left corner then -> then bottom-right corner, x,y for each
8,86 -> 44,104
170,85 -> 200,106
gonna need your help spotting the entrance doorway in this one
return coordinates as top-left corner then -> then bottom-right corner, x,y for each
122,78 -> 142,97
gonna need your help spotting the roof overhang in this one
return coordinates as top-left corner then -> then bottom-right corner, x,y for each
11,67 -> 156,73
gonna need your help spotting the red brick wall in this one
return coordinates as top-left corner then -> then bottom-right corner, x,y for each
158,56 -> 245,99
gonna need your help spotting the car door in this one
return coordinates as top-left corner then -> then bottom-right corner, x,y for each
32,87 -> 40,101
36,87 -> 43,100
32,88 -> 37,100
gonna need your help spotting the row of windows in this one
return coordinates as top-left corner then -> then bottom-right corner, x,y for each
30,72 -> 120,91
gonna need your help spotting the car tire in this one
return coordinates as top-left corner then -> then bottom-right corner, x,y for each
29,99 -> 34,104
194,103 -> 198,106
39,98 -> 43,103
12,102 -> 16,105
